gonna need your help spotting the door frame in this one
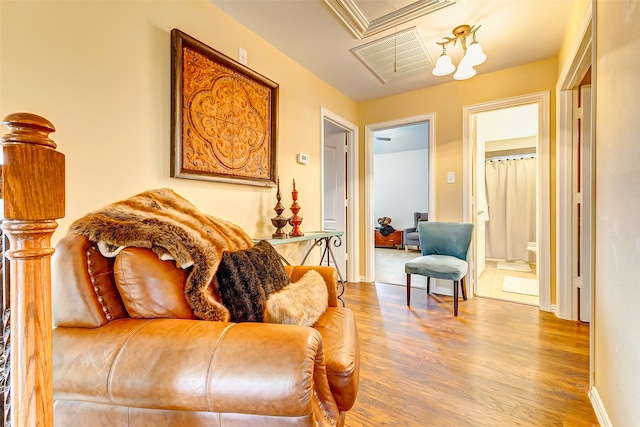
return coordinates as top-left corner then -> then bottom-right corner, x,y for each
320,107 -> 360,283
463,91 -> 551,310
364,113 -> 436,282
555,1 -> 594,400
556,3 -> 593,322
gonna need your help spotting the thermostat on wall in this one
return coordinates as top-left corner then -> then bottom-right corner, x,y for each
297,153 -> 309,164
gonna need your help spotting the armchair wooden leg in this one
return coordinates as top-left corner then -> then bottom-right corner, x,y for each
453,280 -> 459,317
406,274 -> 411,306
426,277 -> 431,294
461,276 -> 468,300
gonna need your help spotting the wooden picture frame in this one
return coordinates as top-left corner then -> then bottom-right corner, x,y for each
171,29 -> 278,187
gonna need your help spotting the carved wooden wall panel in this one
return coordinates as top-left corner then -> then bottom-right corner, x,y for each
171,29 -> 278,187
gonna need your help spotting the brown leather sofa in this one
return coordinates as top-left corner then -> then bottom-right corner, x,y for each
52,234 -> 360,426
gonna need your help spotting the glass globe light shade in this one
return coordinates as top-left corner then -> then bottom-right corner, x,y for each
465,41 -> 487,66
432,53 -> 455,76
453,60 -> 477,80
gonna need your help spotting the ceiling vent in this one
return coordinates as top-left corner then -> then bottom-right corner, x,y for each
351,27 -> 434,84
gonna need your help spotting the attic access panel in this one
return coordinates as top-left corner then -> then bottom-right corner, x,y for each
351,27 -> 435,84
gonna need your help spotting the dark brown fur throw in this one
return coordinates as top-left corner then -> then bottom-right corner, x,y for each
68,188 -> 254,321
216,240 -> 291,323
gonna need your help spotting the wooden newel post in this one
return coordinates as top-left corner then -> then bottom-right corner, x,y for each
1,113 -> 65,427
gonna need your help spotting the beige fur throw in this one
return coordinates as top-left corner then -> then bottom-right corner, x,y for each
68,188 -> 253,321
263,270 -> 329,327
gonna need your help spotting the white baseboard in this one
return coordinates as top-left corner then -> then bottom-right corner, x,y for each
361,277 -> 453,296
590,386 -> 613,427
433,284 -> 453,296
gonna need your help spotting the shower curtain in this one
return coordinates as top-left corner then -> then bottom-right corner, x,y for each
485,157 -> 536,262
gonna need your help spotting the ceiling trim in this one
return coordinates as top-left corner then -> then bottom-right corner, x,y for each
323,0 -> 457,39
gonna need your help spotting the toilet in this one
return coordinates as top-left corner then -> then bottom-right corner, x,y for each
527,241 -> 537,273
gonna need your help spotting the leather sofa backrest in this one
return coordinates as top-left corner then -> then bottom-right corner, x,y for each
52,234 -> 128,328
53,234 -> 198,328
52,234 -> 341,328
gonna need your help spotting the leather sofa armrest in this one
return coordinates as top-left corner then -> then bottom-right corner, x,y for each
286,265 -> 339,307
313,307 -> 360,411
53,318 -> 340,422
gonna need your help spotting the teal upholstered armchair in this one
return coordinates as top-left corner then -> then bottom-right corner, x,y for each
405,222 -> 474,316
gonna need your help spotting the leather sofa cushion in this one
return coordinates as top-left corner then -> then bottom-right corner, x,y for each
114,247 -> 195,319
53,318 -> 336,418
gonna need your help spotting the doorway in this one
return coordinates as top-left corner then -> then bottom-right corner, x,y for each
321,108 -> 360,283
463,91 -> 551,311
474,104 -> 540,306
364,113 -> 435,283
372,122 -> 430,286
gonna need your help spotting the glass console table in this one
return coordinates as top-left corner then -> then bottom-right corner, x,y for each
253,231 -> 345,302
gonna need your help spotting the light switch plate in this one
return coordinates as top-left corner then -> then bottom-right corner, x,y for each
297,153 -> 309,164
447,171 -> 455,183
238,47 -> 247,65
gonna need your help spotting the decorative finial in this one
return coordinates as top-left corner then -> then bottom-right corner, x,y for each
289,179 -> 303,237
271,175 -> 288,238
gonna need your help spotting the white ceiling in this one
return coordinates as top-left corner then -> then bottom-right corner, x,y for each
211,0 -> 575,102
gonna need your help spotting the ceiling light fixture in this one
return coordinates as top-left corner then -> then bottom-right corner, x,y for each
432,24 -> 486,80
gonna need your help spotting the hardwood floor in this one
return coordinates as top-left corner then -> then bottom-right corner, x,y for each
342,282 -> 598,427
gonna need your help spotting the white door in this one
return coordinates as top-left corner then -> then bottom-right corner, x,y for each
474,116 -> 487,279
323,123 -> 348,278
578,84 -> 593,322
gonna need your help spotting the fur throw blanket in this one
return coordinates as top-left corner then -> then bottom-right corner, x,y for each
68,188 -> 254,321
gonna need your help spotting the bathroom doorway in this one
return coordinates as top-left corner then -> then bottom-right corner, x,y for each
463,92 -> 550,309
475,105 -> 539,305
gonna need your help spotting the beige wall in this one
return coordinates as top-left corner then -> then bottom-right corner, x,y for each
359,57 -> 558,285
485,136 -> 538,152
558,0 -> 591,76
594,1 -> 640,425
0,0 -> 358,264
